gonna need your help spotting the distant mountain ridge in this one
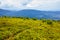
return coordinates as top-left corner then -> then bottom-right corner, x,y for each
0,9 -> 60,20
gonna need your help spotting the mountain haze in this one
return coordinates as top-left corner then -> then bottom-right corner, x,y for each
0,9 -> 60,20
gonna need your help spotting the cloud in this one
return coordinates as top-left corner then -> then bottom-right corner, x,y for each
0,0 -> 32,10
26,0 -> 60,11
0,0 -> 60,11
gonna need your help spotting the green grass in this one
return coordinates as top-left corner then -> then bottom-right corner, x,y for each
0,17 -> 60,40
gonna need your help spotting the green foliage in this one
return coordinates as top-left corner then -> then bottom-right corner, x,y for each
0,17 -> 60,40
32,18 -> 37,20
46,20 -> 53,25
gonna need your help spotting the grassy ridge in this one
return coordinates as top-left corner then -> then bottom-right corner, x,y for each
0,17 -> 60,40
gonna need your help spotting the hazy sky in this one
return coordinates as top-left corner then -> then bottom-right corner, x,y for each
0,0 -> 60,11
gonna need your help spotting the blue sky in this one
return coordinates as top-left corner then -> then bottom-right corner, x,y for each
0,0 -> 60,11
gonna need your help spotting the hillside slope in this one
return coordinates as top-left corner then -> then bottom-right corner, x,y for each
0,17 -> 60,40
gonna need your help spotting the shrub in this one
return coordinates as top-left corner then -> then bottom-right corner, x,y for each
32,18 -> 37,20
46,20 -> 53,25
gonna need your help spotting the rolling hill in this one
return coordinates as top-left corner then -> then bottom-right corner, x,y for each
0,9 -> 60,20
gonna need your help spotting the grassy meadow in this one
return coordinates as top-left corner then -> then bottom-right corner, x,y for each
0,16 -> 60,40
